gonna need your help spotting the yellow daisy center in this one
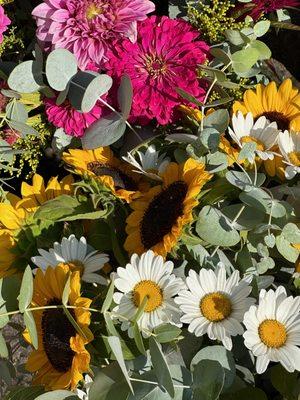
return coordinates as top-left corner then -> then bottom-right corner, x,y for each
288,151 -> 300,167
200,292 -> 232,322
86,4 -> 102,20
241,136 -> 265,152
133,280 -> 163,312
258,319 -> 287,348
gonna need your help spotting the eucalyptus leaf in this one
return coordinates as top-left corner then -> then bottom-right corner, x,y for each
282,223 -> 300,244
202,109 -> 230,133
210,48 -> 231,65
199,128 -> 220,151
232,47 -> 260,74
18,265 -> 33,313
1,89 -> 21,99
118,75 -> 133,119
24,311 -> 38,350
221,204 -> 265,230
154,324 -> 182,344
82,113 -> 126,148
133,323 -> 146,355
107,336 -> 134,393
253,20 -> 271,37
192,360 -> 225,400
7,120 -> 39,137
250,40 -> 272,61
46,49 -> 78,91
101,278 -> 115,313
205,152 -> 228,173
7,102 -> 28,123
8,61 -> 43,93
276,234 -> 299,263
149,337 -> 175,398
226,170 -> 266,192
176,87 -> 203,107
35,390 -> 79,400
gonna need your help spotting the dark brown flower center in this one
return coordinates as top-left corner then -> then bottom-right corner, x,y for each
42,299 -> 76,373
140,181 -> 188,249
259,111 -> 290,131
87,162 -> 137,191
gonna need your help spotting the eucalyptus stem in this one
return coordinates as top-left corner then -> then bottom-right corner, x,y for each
129,377 -> 190,389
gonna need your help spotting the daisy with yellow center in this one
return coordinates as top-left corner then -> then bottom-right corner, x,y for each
113,250 -> 185,337
31,234 -> 109,284
63,146 -> 145,203
243,286 -> 300,374
124,158 -> 212,257
25,264 -> 93,390
278,130 -> 300,179
233,79 -> 300,132
0,174 -> 74,277
175,266 -> 255,350
228,112 -> 280,162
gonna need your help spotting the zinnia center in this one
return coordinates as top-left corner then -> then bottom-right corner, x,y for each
200,292 -> 232,322
140,181 -> 188,249
241,136 -> 265,152
41,299 -> 76,373
260,111 -> 290,131
133,280 -> 163,312
288,151 -> 300,167
144,55 -> 168,78
86,3 -> 102,20
87,162 -> 137,191
258,319 -> 287,348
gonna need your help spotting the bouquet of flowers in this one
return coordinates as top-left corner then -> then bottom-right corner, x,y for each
1,0 -> 300,399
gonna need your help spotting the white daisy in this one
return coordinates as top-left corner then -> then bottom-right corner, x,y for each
113,250 -> 185,337
31,234 -> 109,284
229,112 -> 280,161
278,130 -> 300,179
175,266 -> 255,350
243,286 -> 300,374
123,144 -> 170,181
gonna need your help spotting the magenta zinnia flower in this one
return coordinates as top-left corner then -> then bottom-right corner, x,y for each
32,0 -> 155,69
44,97 -> 107,138
105,16 -> 209,125
249,0 -> 300,20
0,5 -> 11,44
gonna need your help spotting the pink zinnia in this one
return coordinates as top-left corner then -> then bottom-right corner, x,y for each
44,97 -> 107,137
32,0 -> 155,69
105,16 -> 209,126
0,5 -> 11,44
249,0 -> 300,19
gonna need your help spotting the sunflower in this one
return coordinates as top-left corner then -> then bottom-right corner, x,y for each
233,79 -> 300,132
124,158 -> 212,257
0,174 -> 74,277
25,264 -> 93,390
63,147 -> 146,203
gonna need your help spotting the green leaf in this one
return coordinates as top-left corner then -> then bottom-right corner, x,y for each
18,265 -> 33,313
240,188 -> 286,217
133,322 -> 146,355
107,336 -> 134,393
199,128 -> 220,152
196,206 -> 240,247
0,275 -> 21,329
24,310 -> 38,350
199,65 -> 227,82
7,120 -> 39,136
154,324 -> 182,344
8,60 -> 43,93
149,337 -> 175,398
238,142 -> 256,162
203,109 -> 230,133
192,360 -> 225,400
282,223 -> 300,244
226,170 -> 266,192
205,97 -> 233,108
88,362 -> 130,400
205,152 -> 228,173
62,274 -> 71,306
191,345 -> 235,390
6,101 -> 28,123
225,30 -> 245,46
210,48 -> 231,65
118,75 -> 133,119
101,278 -> 115,313
69,71 -> 112,113
4,386 -> 45,400
232,47 -> 260,74
276,234 -> 299,263
176,88 -> 203,107
222,387 -> 268,400
250,40 -> 272,60
253,20 -> 271,37
133,295 -> 148,323
0,331 -> 8,358
257,257 -> 275,274
35,390 -> 79,400
82,112 -> 126,148
221,204 -> 265,231
46,49 -> 78,91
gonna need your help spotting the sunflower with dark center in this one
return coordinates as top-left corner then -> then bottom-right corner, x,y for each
63,146 -> 146,202
124,159 -> 212,257
233,79 -> 300,132
24,265 -> 93,390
